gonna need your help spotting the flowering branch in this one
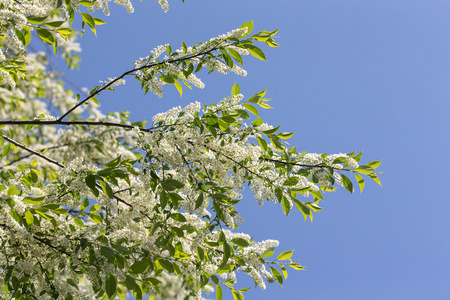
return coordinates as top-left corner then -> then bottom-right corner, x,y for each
58,46 -> 222,121
0,143 -> 68,169
2,135 -> 65,168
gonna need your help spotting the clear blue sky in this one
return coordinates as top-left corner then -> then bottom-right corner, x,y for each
64,1 -> 450,299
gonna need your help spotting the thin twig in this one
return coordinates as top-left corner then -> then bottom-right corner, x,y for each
2,135 -> 64,168
58,46 -> 222,121
0,143 -> 68,170
0,119 -> 184,133
2,134 -> 156,224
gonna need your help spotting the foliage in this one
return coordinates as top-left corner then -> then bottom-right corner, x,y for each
0,1 -> 381,299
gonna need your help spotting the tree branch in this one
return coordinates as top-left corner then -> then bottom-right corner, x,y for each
0,119 -> 184,133
2,135 -> 157,226
58,46 -> 221,121
0,143 -> 68,170
2,135 -> 65,168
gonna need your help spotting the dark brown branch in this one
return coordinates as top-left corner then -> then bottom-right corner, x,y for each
2,135 -> 65,168
0,143 -> 68,170
58,46 -> 221,121
261,157 -> 352,171
0,120 -> 153,132
261,157 -> 326,169
0,119 -> 185,133
2,135 -> 157,226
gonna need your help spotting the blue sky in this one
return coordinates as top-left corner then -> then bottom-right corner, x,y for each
64,1 -> 450,299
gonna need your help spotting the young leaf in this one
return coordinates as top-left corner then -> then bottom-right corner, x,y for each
245,45 -> 266,61
99,181 -> 114,198
281,196 -> 291,215
277,250 -> 293,260
238,21 -> 254,37
174,80 -> 183,97
243,103 -> 259,117
231,82 -> 240,96
355,173 -> 365,193
270,267 -> 283,285
340,174 -> 354,193
216,284 -> 223,300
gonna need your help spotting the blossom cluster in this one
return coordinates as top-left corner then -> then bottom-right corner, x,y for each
133,27 -> 249,97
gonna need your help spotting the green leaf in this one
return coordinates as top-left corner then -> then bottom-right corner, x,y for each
174,80 -> 183,97
243,104 -> 259,117
266,37 -> 280,47
105,275 -> 117,299
22,196 -> 45,205
81,13 -> 96,35
369,173 -> 382,186
283,177 -> 299,187
91,97 -> 99,106
158,259 -> 174,273
270,267 -> 283,285
340,174 -> 354,193
289,262 -> 305,270
262,125 -> 281,135
85,175 -> 96,189
14,28 -> 25,46
306,202 -> 323,212
100,247 -> 115,262
281,196 -> 291,215
22,26 -> 31,46
231,82 -> 240,96
290,186 -> 311,197
277,132 -> 295,139
90,204 -> 101,212
220,49 -> 233,68
162,179 -> 184,191
7,186 -> 20,196
3,144 -> 10,157
231,238 -> 249,247
354,165 -> 373,174
277,250 -> 293,260
280,265 -> 288,279
228,48 -> 243,65
36,28 -> 57,54
130,258 -> 150,274
24,210 -> 34,225
366,160 -> 382,169
160,75 -> 174,84
238,21 -> 253,37
236,109 -> 250,119
261,247 -> 274,258
9,209 -> 22,225
43,21 -> 65,28
99,181 -> 114,198
294,199 -> 311,220
93,17 -> 106,25
309,189 -> 323,201
160,191 -> 168,209
354,151 -> 363,162
27,15 -> 48,24
252,118 -> 263,127
216,284 -> 223,300
271,138 -> 285,151
245,45 -> 266,61
74,218 -> 84,227
195,193 -> 204,209
89,213 -> 102,223
170,213 -> 187,222
355,173 -> 365,193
